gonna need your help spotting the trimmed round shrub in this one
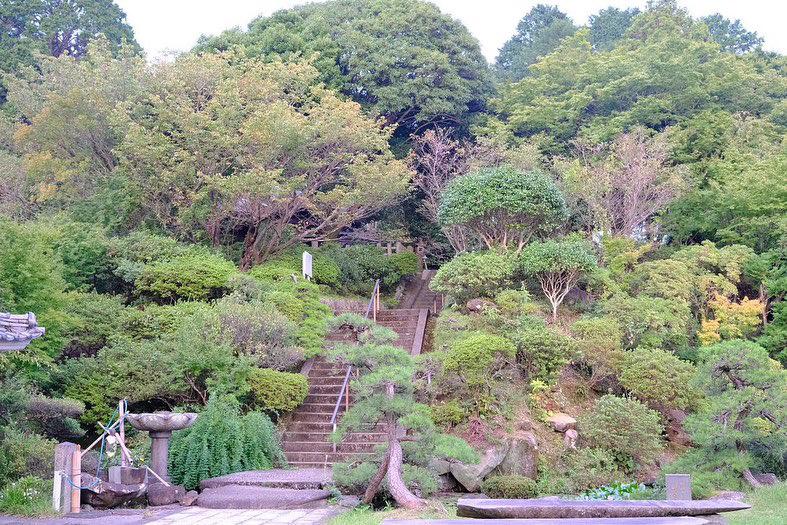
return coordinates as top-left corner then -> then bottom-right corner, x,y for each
619,347 -> 697,411
571,316 -> 625,384
136,252 -> 237,302
579,395 -> 665,470
481,475 -> 538,498
443,332 -> 516,387
247,368 -> 309,413
511,326 -> 575,383
430,250 -> 516,304
430,400 -> 467,428
494,289 -> 536,318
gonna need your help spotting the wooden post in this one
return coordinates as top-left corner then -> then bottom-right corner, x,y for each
70,446 -> 81,513
119,400 -> 127,467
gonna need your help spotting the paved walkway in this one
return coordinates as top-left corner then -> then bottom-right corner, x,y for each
147,507 -> 337,525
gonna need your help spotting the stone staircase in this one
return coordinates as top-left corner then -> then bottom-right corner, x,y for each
282,272 -> 439,468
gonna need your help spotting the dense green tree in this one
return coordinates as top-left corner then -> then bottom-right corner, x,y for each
495,4 -> 576,82
481,3 -> 784,151
701,14 -> 762,54
588,7 -> 640,51
438,167 -> 568,253
674,340 -> 787,489
0,0 -> 138,101
196,0 -> 492,133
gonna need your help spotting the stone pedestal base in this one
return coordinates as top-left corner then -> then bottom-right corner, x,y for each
149,430 -> 173,482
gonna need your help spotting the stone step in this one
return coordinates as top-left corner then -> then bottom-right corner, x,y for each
289,412 -> 345,423
286,421 -> 384,432
197,485 -> 331,509
283,441 -> 381,453
308,384 -> 347,394
284,451 -> 376,463
200,469 -> 331,491
284,431 -> 387,442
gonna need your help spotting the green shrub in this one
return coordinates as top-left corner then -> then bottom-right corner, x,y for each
494,289 -> 536,318
564,448 -> 626,493
108,231 -> 194,289
263,280 -> 332,356
443,332 -> 516,387
389,251 -> 420,279
169,396 -> 286,490
510,326 -> 575,383
481,475 -> 539,498
247,368 -> 308,413
430,250 -> 516,304
136,252 -> 237,302
602,293 -> 692,351
121,302 -> 210,340
62,292 -> 126,357
430,400 -> 467,428
0,427 -> 55,487
0,476 -> 53,516
332,462 -> 440,498
579,395 -> 665,471
249,261 -> 298,283
571,316 -> 625,379
620,347 -> 698,411
50,218 -> 114,292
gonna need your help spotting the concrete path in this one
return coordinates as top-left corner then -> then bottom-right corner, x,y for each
146,507 -> 338,525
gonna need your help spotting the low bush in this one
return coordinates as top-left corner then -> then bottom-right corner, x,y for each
579,395 -> 665,471
481,475 -> 539,499
430,250 -> 516,304
429,400 -> 467,428
442,332 -> 516,387
0,476 -> 53,516
169,396 -> 286,490
263,280 -> 332,356
0,427 -> 55,487
24,397 -> 85,440
494,288 -> 536,318
510,326 -> 574,383
602,293 -> 692,351
61,292 -> 126,357
247,368 -> 309,413
619,347 -> 698,411
572,316 -> 625,385
565,448 -> 626,493
136,252 -> 237,302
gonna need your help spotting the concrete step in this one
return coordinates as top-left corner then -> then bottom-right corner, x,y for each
283,441 -> 381,453
284,451 -> 376,463
284,431 -> 387,442
200,469 -> 331,491
197,485 -> 331,509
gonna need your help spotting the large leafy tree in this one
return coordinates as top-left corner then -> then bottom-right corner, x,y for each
195,0 -> 492,133
588,7 -> 640,52
495,4 -> 576,82
701,14 -> 762,55
481,3 -> 784,152
113,54 -> 411,266
0,0 -> 138,100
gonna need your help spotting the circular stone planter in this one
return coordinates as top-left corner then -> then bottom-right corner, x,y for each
126,412 -> 197,482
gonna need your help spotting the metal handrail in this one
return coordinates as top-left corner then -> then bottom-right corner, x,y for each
330,279 -> 381,451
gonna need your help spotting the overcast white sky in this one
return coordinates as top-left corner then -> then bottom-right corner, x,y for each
116,0 -> 787,62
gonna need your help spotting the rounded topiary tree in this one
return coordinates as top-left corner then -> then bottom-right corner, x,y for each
438,167 -> 568,253
519,237 -> 597,322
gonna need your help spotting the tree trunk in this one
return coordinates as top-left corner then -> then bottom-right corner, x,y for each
386,424 -> 427,510
383,383 -> 426,510
362,449 -> 391,505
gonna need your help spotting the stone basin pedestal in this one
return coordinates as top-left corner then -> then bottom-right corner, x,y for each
125,412 -> 197,483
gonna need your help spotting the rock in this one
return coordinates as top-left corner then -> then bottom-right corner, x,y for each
450,444 -> 509,492
79,474 -> 146,508
491,435 -> 538,479
339,495 -> 361,508
563,428 -> 578,450
546,413 -> 576,432
437,473 -> 461,492
147,482 -> 186,506
709,491 -> 747,502
428,458 -> 451,476
456,498 -> 751,519
518,420 -> 533,432
753,473 -> 779,485
466,298 -> 494,313
179,490 -> 199,506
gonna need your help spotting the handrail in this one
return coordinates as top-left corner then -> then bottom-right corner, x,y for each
330,279 -> 381,451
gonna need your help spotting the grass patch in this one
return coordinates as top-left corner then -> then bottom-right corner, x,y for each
0,476 -> 54,517
330,500 -> 457,525
728,482 -> 787,525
